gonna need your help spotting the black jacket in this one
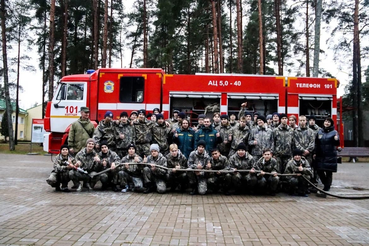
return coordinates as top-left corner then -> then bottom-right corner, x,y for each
315,126 -> 340,172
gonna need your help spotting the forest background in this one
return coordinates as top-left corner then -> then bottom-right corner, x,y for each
0,0 -> 368,150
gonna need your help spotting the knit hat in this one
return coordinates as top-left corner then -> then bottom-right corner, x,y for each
244,111 -> 253,117
138,109 -> 146,116
128,143 -> 136,150
86,138 -> 96,145
150,144 -> 160,152
237,142 -> 247,151
293,149 -> 303,156
279,113 -> 287,119
130,111 -> 138,117
257,115 -> 266,123
220,114 -> 229,120
198,114 -> 206,119
254,111 -> 260,116
266,114 -> 273,120
173,109 -> 180,114
309,115 -> 316,121
120,111 -> 128,118
197,140 -> 206,148
178,112 -> 186,119
100,140 -> 108,147
325,117 -> 334,126
156,113 -> 164,120
104,111 -> 113,118
272,112 -> 279,118
153,108 -> 160,114
60,144 -> 69,151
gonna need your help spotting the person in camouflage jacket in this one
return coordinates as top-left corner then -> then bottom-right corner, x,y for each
133,109 -> 154,157
114,111 -> 135,158
152,113 -> 172,156
97,141 -> 120,190
166,144 -> 188,192
248,116 -> 274,161
284,149 -> 312,196
229,116 -> 250,157
216,115 -> 233,157
142,144 -> 168,194
293,115 -> 315,167
227,143 -> 257,194
272,114 -> 294,173
187,140 -> 211,195
68,107 -> 95,155
93,111 -> 116,151
46,145 -> 76,192
118,143 -> 145,192
254,149 -> 279,195
70,138 -> 101,191
207,148 -> 230,194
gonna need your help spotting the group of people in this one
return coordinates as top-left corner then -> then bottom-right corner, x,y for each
46,103 -> 341,198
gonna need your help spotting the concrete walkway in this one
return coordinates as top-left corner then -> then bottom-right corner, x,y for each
0,154 -> 369,246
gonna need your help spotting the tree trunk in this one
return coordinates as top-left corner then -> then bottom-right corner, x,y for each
62,0 -> 68,77
275,0 -> 282,75
211,0 -> 219,73
258,0 -> 264,75
15,24 -> 21,145
143,0 -> 147,67
108,2 -> 113,67
0,0 -> 15,150
102,0 -> 108,67
217,0 -> 223,73
48,0 -> 56,101
236,0 -> 242,73
229,0 -> 233,73
42,9 -> 47,118
313,0 -> 322,77
205,24 -> 209,73
93,0 -> 99,69
305,0 -> 310,77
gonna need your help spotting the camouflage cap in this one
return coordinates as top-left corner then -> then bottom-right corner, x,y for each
80,107 -> 90,113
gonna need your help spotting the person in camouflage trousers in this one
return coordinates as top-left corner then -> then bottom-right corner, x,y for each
118,143 -> 145,193
187,140 -> 211,195
229,116 -> 250,157
254,149 -> 279,195
228,143 -> 257,194
142,144 -> 168,194
293,115 -> 315,169
68,107 -> 95,156
284,149 -> 312,196
215,114 -> 233,157
207,148 -> 230,195
94,111 -> 116,151
96,141 -> 120,190
46,145 -> 76,192
166,144 -> 188,192
152,113 -> 172,156
114,111 -> 135,158
133,109 -> 154,157
248,115 -> 274,161
272,113 -> 294,173
69,138 -> 101,191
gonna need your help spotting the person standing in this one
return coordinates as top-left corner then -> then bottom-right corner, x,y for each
114,111 -> 135,158
314,118 -> 340,197
133,109 -> 154,157
68,107 -> 95,156
93,111 -> 116,151
173,119 -> 195,159
248,115 -> 274,162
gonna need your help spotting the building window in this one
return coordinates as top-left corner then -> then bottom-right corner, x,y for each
19,117 -> 24,124
20,131 -> 24,138
0,113 -> 2,121
12,116 -> 15,123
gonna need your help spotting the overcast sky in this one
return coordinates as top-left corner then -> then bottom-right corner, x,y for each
18,0 -> 354,110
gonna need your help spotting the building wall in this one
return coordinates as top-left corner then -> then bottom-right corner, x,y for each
25,105 -> 43,141
0,111 -> 27,141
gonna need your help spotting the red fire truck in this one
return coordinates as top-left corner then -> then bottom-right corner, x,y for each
43,68 -> 343,154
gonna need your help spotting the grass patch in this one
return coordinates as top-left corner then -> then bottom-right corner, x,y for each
0,142 -> 47,155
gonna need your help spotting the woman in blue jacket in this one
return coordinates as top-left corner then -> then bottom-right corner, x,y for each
173,119 -> 195,159
314,118 -> 340,197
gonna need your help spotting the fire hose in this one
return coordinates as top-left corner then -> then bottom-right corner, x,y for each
88,162 -> 369,199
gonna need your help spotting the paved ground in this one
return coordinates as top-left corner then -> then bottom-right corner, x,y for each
1,154 -> 369,246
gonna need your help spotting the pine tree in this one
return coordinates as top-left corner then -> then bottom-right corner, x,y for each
1,110 -> 10,142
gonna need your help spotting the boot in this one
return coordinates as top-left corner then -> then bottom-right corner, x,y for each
144,182 -> 154,194
189,184 -> 197,195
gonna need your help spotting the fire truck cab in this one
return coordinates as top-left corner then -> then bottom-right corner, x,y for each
43,68 -> 341,154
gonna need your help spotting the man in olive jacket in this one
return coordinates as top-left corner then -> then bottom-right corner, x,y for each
68,107 -> 95,155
